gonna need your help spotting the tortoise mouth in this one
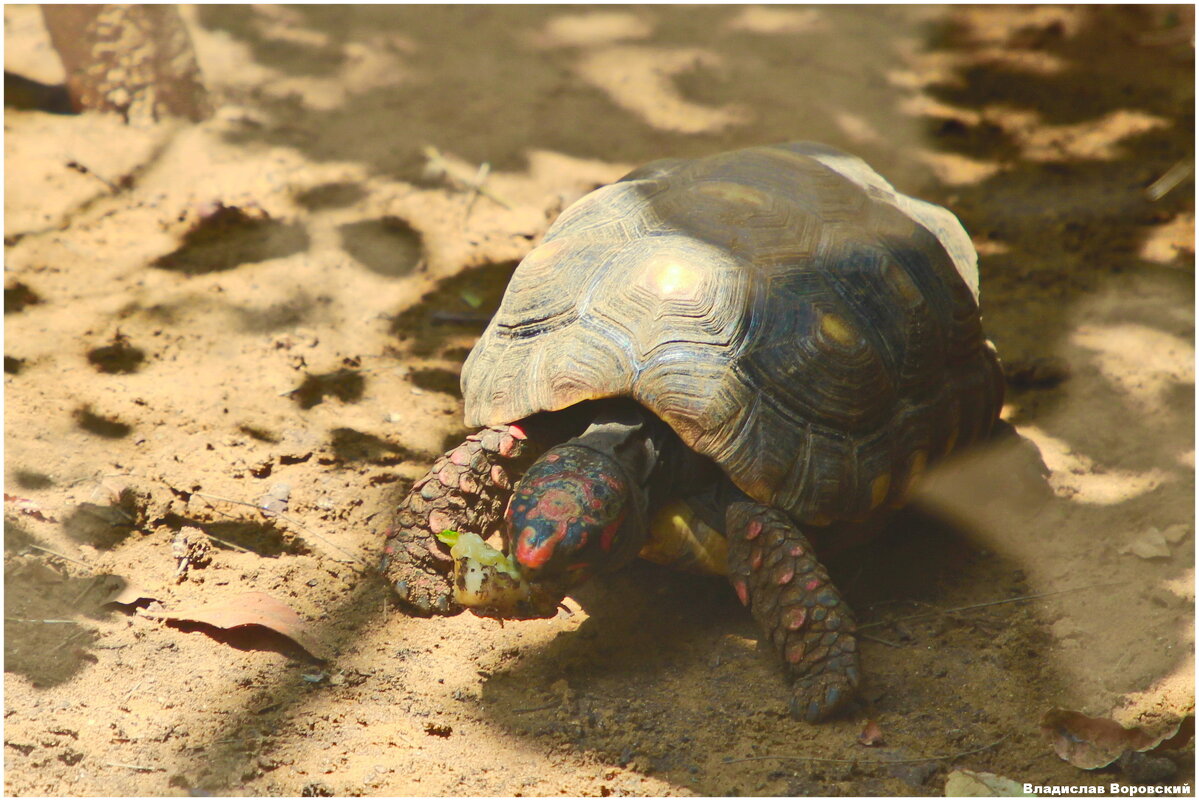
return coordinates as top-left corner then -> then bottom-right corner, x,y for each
464,587 -> 565,622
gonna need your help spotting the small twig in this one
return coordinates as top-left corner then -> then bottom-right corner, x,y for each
203,532 -> 255,554
422,145 -> 512,209
463,161 -> 491,219
512,701 -> 559,714
858,632 -> 902,648
1146,160 -> 1194,201
5,618 -> 78,624
429,310 -> 493,324
25,544 -> 92,569
191,491 -> 366,566
723,734 -> 1009,766
102,761 -> 164,772
52,628 -> 90,653
857,583 -> 1124,632
66,160 -> 120,192
70,575 -> 104,608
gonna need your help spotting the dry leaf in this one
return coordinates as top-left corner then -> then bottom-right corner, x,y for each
945,769 -> 1029,796
858,718 -> 885,746
139,591 -> 324,660
1040,708 -> 1176,769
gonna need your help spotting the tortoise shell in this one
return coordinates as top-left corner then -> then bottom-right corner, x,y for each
461,142 -> 1004,526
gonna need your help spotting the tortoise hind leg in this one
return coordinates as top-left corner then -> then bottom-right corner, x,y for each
382,424 -> 539,615
726,502 -> 860,722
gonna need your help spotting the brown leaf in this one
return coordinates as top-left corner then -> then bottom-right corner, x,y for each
4,493 -> 58,523
1152,715 -> 1194,752
1040,708 -> 1176,769
858,718 -> 885,746
944,769 -> 1026,796
139,591 -> 324,660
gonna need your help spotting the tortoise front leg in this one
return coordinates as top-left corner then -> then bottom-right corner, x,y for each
382,424 -> 540,615
726,503 -> 860,722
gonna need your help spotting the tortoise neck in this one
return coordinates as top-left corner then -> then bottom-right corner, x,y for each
568,405 -> 660,488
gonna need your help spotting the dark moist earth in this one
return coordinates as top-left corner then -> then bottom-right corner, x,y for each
4,5 -> 1194,796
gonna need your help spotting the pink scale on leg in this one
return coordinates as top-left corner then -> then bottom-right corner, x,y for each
734,579 -> 749,606
784,606 -> 807,630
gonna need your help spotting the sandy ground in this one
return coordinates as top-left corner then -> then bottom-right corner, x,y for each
3,4 -> 1194,796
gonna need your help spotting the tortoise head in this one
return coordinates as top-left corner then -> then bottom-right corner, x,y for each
505,443 -> 640,597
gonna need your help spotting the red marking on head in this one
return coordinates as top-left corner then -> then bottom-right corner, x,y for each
734,580 -> 749,606
785,606 -> 807,630
514,488 -> 583,569
746,520 -> 762,540
599,513 -> 624,552
750,548 -> 763,570
507,425 -> 527,440
590,499 -> 602,509
806,578 -> 821,591
776,567 -> 794,586
788,544 -> 805,557
516,526 -> 556,568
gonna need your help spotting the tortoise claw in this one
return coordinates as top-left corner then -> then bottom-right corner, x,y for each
789,656 -> 859,722
381,527 -> 460,617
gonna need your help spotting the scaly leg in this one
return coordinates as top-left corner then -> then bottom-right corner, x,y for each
726,502 -> 860,722
381,424 -> 540,615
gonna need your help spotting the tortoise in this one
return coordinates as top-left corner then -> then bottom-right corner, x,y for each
381,141 -> 1004,721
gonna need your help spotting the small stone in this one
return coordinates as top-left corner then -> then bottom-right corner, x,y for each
1120,528 -> 1171,560
1162,524 -> 1190,544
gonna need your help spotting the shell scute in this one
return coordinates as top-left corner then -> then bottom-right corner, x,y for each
462,143 -> 1003,522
